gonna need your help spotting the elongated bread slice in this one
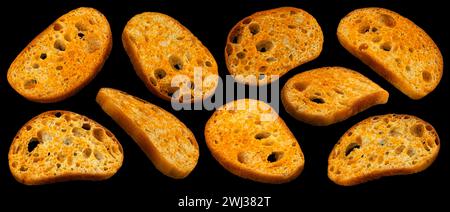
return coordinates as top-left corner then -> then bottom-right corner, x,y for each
225,7 -> 323,85
8,111 -> 123,185
281,67 -> 389,126
96,88 -> 199,179
328,114 -> 440,186
205,99 -> 304,183
337,8 -> 443,99
7,7 -> 112,103
122,12 -> 218,102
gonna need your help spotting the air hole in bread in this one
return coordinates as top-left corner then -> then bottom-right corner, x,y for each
358,25 -> 370,34
405,65 -> 411,72
26,125 -> 32,131
255,132 -> 271,140
83,148 -> 92,158
267,151 -> 283,163
256,40 -> 274,52
94,150 -> 103,161
380,42 -> 391,51
242,18 -> 252,24
63,138 -> 72,146
78,32 -> 85,39
310,97 -> 325,104
53,23 -> 63,31
32,63 -> 39,69
372,36 -> 381,43
329,166 -> 335,172
176,35 -> 185,40
345,142 -> 360,156
406,148 -> 415,157
294,82 -> 308,92
93,128 -> 106,142
226,44 -> 233,56
154,69 -> 166,79
40,53 -> 47,60
249,23 -> 260,35
205,61 -> 213,67
20,166 -> 28,172
75,22 -> 87,31
411,124 -> 424,137
56,65 -> 63,70
290,10 -> 297,15
380,14 -> 396,27
24,79 -> 37,89
266,57 -> 277,62
408,48 -> 414,53
28,138 -> 40,152
422,71 -> 432,82
169,55 -> 183,70
395,145 -> 405,155
72,127 -> 83,137
82,123 -> 91,131
237,52 -> 246,59
54,39 -> 66,51
288,25 -> 296,29
259,66 -> 267,72
229,27 -> 242,44
359,43 -> 368,51
237,152 -> 250,164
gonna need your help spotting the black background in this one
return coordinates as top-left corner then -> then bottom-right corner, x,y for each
0,0 -> 449,209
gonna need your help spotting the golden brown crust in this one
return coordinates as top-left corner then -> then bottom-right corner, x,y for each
204,99 -> 304,183
8,110 -> 123,185
96,88 -> 199,179
122,12 -> 218,102
337,7 -> 443,99
328,114 -> 440,186
281,67 -> 389,126
225,7 -> 323,85
7,7 -> 112,103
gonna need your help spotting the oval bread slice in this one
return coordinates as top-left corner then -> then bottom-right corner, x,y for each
9,111 -> 123,185
328,114 -> 440,186
7,7 -> 112,103
204,99 -> 304,183
96,88 -> 199,179
281,67 -> 389,126
225,7 -> 323,85
337,8 -> 443,99
122,12 -> 218,102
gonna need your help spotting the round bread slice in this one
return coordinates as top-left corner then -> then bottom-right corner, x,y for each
225,7 -> 323,85
96,88 -> 199,179
328,114 -> 440,186
281,67 -> 389,126
337,7 -> 443,99
204,99 -> 305,183
9,111 -> 123,185
7,7 -> 112,103
122,12 -> 218,102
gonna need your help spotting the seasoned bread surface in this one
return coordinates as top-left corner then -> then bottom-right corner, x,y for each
281,67 -> 389,126
96,88 -> 199,179
9,111 -> 123,185
225,7 -> 323,85
122,12 -> 218,102
337,8 -> 443,99
328,114 -> 440,186
205,99 -> 304,183
7,7 -> 112,103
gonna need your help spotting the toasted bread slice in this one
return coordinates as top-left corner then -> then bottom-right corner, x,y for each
281,67 -> 389,126
328,114 -> 440,186
96,88 -> 199,179
8,111 -> 123,185
225,7 -> 323,85
337,8 -> 443,99
204,99 -> 304,183
122,12 -> 218,102
7,7 -> 112,103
